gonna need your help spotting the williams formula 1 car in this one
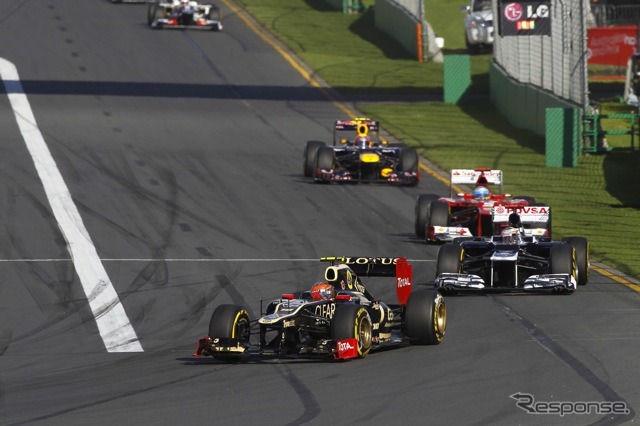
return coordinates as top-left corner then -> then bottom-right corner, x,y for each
415,168 -> 548,242
194,257 -> 446,362
303,118 -> 420,185
148,0 -> 222,31
433,210 -> 589,294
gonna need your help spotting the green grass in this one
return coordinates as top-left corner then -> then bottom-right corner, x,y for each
235,0 -> 640,278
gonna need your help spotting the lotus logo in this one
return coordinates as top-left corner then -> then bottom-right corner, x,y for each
338,341 -> 355,351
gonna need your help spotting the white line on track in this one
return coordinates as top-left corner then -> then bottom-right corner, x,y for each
0,58 -> 142,353
0,258 -> 437,262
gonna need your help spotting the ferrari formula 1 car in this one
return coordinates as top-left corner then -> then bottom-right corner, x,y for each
433,210 -> 589,294
148,0 -> 222,31
415,168 -> 549,243
303,118 -> 420,185
194,257 -> 446,362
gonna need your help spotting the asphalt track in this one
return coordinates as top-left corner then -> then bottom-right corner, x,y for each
0,1 -> 639,425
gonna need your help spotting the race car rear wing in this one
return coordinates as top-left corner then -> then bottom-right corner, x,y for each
320,257 -> 412,305
334,118 -> 380,133
450,168 -> 503,196
492,205 -> 552,237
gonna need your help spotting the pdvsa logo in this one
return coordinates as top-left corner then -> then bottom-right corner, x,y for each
506,206 -> 549,214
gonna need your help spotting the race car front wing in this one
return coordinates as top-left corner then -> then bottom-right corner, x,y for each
434,272 -> 576,294
315,168 -> 419,185
193,336 -> 360,360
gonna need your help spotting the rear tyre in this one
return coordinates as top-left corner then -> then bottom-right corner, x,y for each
303,141 -> 325,177
563,237 -> 589,285
436,244 -> 463,276
415,194 -> 438,237
331,305 -> 372,358
405,289 -> 446,345
314,146 -> 334,181
208,304 -> 251,363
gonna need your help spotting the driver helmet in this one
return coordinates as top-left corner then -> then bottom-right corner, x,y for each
473,185 -> 490,201
508,212 -> 523,228
355,136 -> 371,148
310,282 -> 335,301
501,226 -> 522,244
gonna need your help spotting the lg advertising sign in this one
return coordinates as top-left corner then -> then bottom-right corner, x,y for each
499,0 -> 551,36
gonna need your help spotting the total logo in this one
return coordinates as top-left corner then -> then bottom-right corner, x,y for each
338,341 -> 355,351
396,277 -> 411,288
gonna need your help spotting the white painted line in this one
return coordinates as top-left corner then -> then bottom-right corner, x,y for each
0,258 -> 436,263
0,58 -> 142,353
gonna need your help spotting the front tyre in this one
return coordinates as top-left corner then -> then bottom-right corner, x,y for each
436,243 -> 462,276
398,148 -> 418,173
405,289 -> 446,345
331,305 -> 372,358
550,245 -> 576,283
563,237 -> 589,285
208,304 -> 251,362
314,146 -> 335,181
415,194 -> 438,237
303,141 -> 325,177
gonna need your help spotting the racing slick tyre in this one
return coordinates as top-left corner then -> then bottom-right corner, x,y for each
415,194 -> 439,237
405,289 -> 446,345
148,2 -> 164,27
426,200 -> 449,240
550,245 -> 577,289
331,305 -> 372,358
398,148 -> 418,172
563,237 -> 590,286
436,244 -> 462,275
314,146 -> 334,182
303,141 -> 325,177
208,304 -> 251,363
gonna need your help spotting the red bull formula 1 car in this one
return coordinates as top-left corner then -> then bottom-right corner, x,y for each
194,257 -> 446,362
303,118 -> 420,186
415,168 -> 548,242
148,0 -> 222,30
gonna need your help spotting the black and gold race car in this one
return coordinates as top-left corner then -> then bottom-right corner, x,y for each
194,257 -> 446,362
303,118 -> 420,185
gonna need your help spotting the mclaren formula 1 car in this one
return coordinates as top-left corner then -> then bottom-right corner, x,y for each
148,0 -> 222,30
433,210 -> 589,294
415,168 -> 548,242
303,118 -> 420,185
194,257 -> 446,362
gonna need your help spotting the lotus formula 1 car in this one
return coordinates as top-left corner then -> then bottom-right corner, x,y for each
433,210 -> 589,294
415,168 -> 549,243
303,118 -> 420,185
194,257 -> 446,362
148,0 -> 222,31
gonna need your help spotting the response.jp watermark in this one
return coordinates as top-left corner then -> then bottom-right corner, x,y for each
510,392 -> 630,417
